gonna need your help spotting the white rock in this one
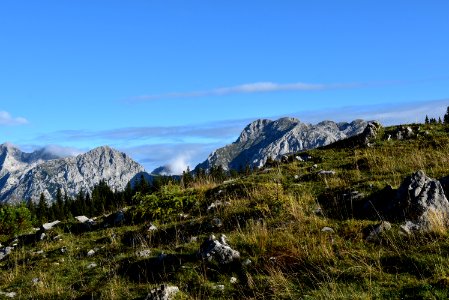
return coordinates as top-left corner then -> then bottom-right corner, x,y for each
41,220 -> 61,231
321,227 -> 334,233
86,263 -> 97,269
0,291 -> 16,298
148,223 -> 158,231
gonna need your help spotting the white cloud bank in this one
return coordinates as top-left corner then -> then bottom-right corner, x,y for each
0,111 -> 28,125
131,81 -> 361,101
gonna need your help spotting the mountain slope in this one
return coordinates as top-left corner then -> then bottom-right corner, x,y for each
0,145 -> 145,203
0,144 -> 61,202
196,117 -> 367,171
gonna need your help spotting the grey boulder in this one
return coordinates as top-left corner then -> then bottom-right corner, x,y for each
199,234 -> 240,264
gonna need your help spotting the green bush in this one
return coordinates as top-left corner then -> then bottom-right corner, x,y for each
0,204 -> 33,237
131,183 -> 199,222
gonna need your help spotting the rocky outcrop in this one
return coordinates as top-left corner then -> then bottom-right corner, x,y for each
199,234 -> 240,264
361,121 -> 382,146
384,170 -> 449,231
195,118 -> 368,171
0,145 -> 145,203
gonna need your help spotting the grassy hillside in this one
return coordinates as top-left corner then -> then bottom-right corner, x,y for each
2,123 -> 449,299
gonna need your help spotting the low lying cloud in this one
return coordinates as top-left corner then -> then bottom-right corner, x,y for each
0,111 -> 28,126
41,145 -> 85,158
130,81 -> 361,101
120,142 -> 220,173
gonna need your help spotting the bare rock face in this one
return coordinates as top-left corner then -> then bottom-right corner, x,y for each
0,145 -> 145,203
195,118 -> 367,171
393,170 -> 449,231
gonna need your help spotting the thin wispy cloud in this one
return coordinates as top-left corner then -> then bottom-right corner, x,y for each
36,119 -> 250,143
290,99 -> 449,125
130,81 -> 362,102
0,110 -> 28,126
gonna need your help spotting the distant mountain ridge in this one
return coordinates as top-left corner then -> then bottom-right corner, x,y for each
195,117 -> 368,171
0,144 -> 145,203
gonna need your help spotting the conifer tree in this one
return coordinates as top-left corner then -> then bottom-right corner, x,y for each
444,106 -> 449,124
36,193 -> 48,224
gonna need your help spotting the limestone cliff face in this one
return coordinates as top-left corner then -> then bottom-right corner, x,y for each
196,117 -> 367,171
0,145 -> 144,203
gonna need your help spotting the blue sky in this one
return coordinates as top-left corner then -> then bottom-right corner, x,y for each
1,1 -> 448,172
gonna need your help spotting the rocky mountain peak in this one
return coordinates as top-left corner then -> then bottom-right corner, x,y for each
196,117 -> 369,171
0,145 -> 145,203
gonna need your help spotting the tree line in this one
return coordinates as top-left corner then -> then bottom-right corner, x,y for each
424,106 -> 449,125
0,165 -> 255,237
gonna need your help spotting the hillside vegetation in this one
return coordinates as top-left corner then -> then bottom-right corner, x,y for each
2,123 -> 449,299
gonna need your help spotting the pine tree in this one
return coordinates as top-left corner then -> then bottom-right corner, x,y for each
425,115 -> 429,124
444,106 -> 449,124
438,117 -> 442,124
36,193 -> 48,224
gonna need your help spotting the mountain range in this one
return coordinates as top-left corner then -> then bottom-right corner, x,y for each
195,117 -> 368,171
0,144 -> 144,203
1,117 -> 370,203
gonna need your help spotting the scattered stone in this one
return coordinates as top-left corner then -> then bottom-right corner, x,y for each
242,258 -> 252,266
0,246 -> 14,261
178,213 -> 189,219
317,170 -> 336,176
230,277 -> 238,284
41,220 -> 61,231
207,200 -> 231,211
189,236 -> 198,243
314,207 -> 323,216
366,221 -> 392,241
86,263 -> 97,269
60,247 -> 67,254
199,234 -> 240,264
87,249 -> 95,257
400,221 -> 421,235
39,232 -> 46,241
0,291 -> 16,298
294,175 -> 299,179
312,164 -> 318,169
212,285 -> 225,291
53,235 -> 62,241
148,223 -> 158,231
35,250 -> 44,255
295,156 -> 303,162
75,215 -> 89,223
31,278 -> 41,285
321,227 -> 334,233
145,284 -> 179,300
137,249 -> 151,258
394,126 -> 414,140
75,215 -> 95,225
211,218 -> 223,228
